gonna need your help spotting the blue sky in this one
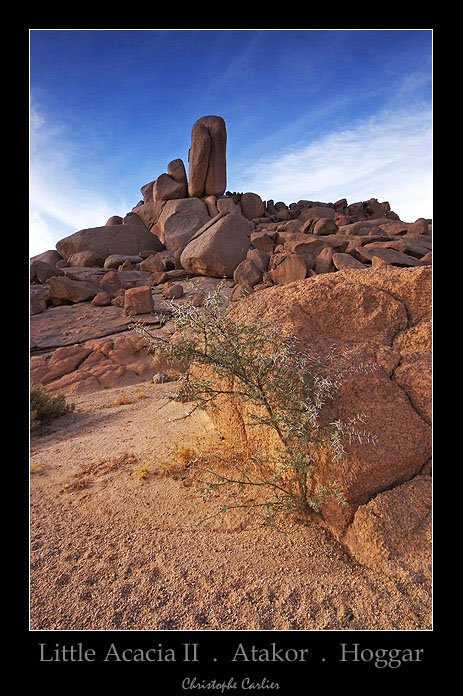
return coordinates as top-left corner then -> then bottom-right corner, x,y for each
30,29 -> 432,255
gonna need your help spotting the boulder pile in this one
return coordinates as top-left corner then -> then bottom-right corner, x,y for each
30,113 -> 432,396
30,114 -> 432,395
30,115 -> 432,581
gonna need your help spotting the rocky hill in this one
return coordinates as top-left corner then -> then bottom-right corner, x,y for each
30,117 -> 431,394
30,115 -> 432,590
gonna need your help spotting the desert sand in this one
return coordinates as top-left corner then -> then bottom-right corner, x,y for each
30,380 -> 431,631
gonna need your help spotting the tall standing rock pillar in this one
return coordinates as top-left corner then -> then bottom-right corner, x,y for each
188,116 -> 227,198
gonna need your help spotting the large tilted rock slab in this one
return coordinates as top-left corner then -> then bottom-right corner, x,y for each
123,212 -> 148,228
355,245 -> 422,267
269,253 -> 307,284
188,115 -> 227,198
332,252 -> 366,270
30,304 -> 135,350
157,198 -> 210,253
56,224 -> 162,260
204,266 -> 431,536
180,213 -> 251,277
48,276 -> 100,305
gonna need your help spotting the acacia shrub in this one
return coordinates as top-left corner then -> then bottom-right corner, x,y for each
132,282 -> 376,525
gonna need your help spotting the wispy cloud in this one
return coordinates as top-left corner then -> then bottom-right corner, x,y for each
30,99 -> 432,258
29,210 -> 60,257
233,108 -> 432,222
30,101 -> 132,256
204,31 -> 264,95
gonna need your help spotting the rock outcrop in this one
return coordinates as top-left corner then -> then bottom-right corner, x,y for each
30,259 -> 64,284
30,277 -> 234,393
344,475 -> 431,583
56,223 -> 160,259
180,212 -> 251,277
203,265 -> 431,541
30,114 -> 432,582
188,115 -> 227,198
30,330 -> 157,394
156,198 -> 210,253
123,285 -> 154,316
152,159 -> 188,202
30,249 -> 64,267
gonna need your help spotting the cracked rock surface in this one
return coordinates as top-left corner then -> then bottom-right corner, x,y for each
205,266 -> 432,574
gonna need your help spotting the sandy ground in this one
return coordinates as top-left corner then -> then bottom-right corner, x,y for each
30,380 -> 431,631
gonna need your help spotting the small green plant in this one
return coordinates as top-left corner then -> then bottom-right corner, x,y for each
132,281 -> 376,526
30,383 -> 75,430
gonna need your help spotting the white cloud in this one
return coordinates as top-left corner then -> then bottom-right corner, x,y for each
30,168 -> 127,234
29,210 -> 59,257
233,108 -> 432,222
29,103 -> 133,255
